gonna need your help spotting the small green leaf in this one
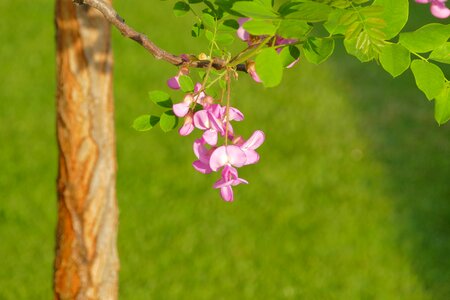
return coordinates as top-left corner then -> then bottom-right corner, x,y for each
178,75 -> 194,92
132,115 -> 160,131
201,13 -> 216,29
303,38 -> 335,65
173,1 -> 190,17
255,48 -> 283,88
191,22 -> 203,37
148,90 -> 172,108
284,2 -> 332,22
232,1 -> 278,19
323,9 -> 347,35
215,33 -> 235,45
379,43 -> 410,78
279,45 -> 300,67
221,19 -> 239,31
373,0 -> 408,39
160,111 -> 179,132
435,83 -> 450,125
400,23 -> 450,53
278,19 -> 311,39
429,42 -> 450,64
410,60 -> 445,100
243,19 -> 277,36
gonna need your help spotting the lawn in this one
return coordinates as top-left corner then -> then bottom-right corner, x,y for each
0,1 -> 449,299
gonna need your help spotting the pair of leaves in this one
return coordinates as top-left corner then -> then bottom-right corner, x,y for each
132,91 -> 179,132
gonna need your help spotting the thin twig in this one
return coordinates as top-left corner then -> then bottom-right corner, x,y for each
74,0 -> 246,71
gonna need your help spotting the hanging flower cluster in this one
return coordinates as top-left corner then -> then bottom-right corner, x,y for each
169,77 -> 265,202
416,0 -> 450,18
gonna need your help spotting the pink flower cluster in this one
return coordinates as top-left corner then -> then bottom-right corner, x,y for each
169,78 -> 265,202
416,0 -> 450,18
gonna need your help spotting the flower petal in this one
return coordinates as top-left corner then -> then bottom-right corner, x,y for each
242,130 -> 265,150
173,103 -> 189,117
220,186 -> 234,201
193,160 -> 212,174
431,2 -> 450,18
203,129 -> 218,146
167,76 -> 180,90
193,110 -> 210,130
226,145 -> 247,168
178,123 -> 194,136
243,149 -> 260,165
237,18 -> 250,41
228,107 -> 244,121
209,146 -> 228,171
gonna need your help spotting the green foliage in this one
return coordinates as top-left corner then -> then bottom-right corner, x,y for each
410,60 -> 445,101
435,83 -> 450,125
400,23 -> 450,53
132,115 -> 160,131
159,110 -> 179,132
179,75 -> 195,92
429,42 -> 450,64
243,19 -> 277,35
372,0 -> 408,39
279,45 -> 300,67
379,43 -> 410,78
255,48 -> 283,87
303,37 -> 335,65
173,1 -> 191,16
149,90 -> 173,108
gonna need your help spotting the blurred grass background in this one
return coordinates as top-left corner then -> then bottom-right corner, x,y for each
0,1 -> 449,299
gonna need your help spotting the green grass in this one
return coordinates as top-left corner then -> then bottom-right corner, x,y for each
0,1 -> 449,299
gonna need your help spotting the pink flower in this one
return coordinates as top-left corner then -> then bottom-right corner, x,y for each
213,165 -> 248,201
178,111 -> 194,136
239,130 -> 265,165
173,94 -> 194,117
416,0 -> 450,18
192,138 -> 214,174
237,18 -> 251,43
193,109 -> 225,145
209,145 -> 247,171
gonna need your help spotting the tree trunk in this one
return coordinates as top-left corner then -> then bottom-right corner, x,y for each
54,0 -> 118,299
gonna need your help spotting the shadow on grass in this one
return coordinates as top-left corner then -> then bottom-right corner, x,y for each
332,51 -> 450,299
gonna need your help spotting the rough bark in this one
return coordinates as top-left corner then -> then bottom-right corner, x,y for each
54,0 -> 119,299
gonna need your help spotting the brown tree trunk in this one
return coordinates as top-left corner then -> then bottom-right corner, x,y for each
54,0 -> 119,299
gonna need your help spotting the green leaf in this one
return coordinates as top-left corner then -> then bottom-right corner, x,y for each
255,48 -> 283,88
400,24 -> 450,53
215,33 -> 235,45
323,9 -> 348,35
410,60 -> 445,100
303,37 -> 335,65
178,75 -> 194,92
435,83 -> 450,125
232,1 -> 278,19
284,2 -> 332,22
379,43 -> 410,78
429,42 -> 450,64
160,111 -> 179,132
132,115 -> 160,131
201,13 -> 216,29
243,19 -> 277,35
191,22 -> 203,37
344,38 -> 375,62
373,0 -> 408,39
148,90 -> 172,108
279,45 -> 300,67
278,19 -> 311,39
173,1 -> 190,17
220,19 -> 239,31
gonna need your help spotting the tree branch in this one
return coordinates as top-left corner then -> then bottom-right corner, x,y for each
74,0 -> 246,71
